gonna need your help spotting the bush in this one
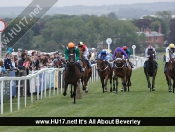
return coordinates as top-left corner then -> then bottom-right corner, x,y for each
155,48 -> 165,52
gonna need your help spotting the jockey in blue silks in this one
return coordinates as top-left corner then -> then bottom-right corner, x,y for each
98,50 -> 112,69
112,47 -> 128,68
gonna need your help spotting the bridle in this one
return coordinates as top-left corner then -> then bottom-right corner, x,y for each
114,58 -> 125,68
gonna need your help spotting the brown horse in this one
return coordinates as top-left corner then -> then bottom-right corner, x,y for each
125,60 -> 132,91
165,57 -> 175,92
63,50 -> 83,104
113,51 -> 127,93
144,50 -> 157,91
96,59 -> 113,93
80,51 -> 92,93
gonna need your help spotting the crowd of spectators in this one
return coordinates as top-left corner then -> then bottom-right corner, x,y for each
1,50 -> 66,75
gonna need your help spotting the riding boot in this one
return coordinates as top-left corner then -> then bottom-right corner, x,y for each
85,59 -> 92,68
164,62 -> 168,73
64,63 -> 68,71
129,62 -> 134,68
77,62 -> 85,72
106,61 -> 112,70
154,61 -> 158,68
144,61 -> 147,68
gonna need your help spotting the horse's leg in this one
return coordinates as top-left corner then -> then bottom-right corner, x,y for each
85,70 -> 92,93
127,77 -> 130,92
115,76 -> 118,94
152,74 -> 156,91
146,74 -> 151,88
113,75 -> 116,91
123,76 -> 127,92
104,74 -> 109,92
72,84 -> 77,104
110,71 -> 113,92
173,79 -> 175,93
70,85 -> 74,98
100,77 -> 105,93
168,78 -> 172,92
81,76 -> 86,91
84,76 -> 88,93
144,68 -> 151,88
63,82 -> 68,96
121,78 -> 124,92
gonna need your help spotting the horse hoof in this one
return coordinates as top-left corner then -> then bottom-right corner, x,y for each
63,93 -> 67,96
85,90 -> 88,93
70,95 -> 73,98
169,90 -> 172,92
115,92 -> 118,94
152,88 -> 155,91
73,102 -> 76,104
121,89 -> 124,92
110,89 -> 112,92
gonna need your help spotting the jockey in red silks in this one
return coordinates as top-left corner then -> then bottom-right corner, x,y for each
77,41 -> 92,68
112,47 -> 128,68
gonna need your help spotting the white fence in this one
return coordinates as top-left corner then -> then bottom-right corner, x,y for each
0,56 -> 145,114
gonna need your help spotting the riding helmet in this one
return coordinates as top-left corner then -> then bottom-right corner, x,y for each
169,43 -> 175,48
122,46 -> 127,50
68,42 -> 75,49
101,50 -> 107,55
78,42 -> 84,47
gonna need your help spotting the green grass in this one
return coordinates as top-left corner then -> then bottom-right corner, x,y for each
1,60 -> 175,132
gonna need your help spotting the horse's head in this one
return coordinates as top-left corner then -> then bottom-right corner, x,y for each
168,58 -> 175,72
148,49 -> 155,61
79,51 -> 84,61
115,52 -> 125,68
68,50 -> 75,66
96,59 -> 106,71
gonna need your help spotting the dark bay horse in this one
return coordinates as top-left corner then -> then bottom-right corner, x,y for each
165,58 -> 175,92
96,59 -> 113,93
80,51 -> 92,93
113,52 -> 127,93
144,50 -> 157,91
125,60 -> 132,91
63,51 -> 83,104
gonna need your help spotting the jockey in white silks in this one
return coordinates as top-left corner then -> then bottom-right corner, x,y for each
143,45 -> 158,68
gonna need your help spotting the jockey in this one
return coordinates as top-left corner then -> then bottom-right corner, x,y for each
77,41 -> 92,68
112,47 -> 128,67
144,45 -> 158,68
64,42 -> 85,72
97,49 -> 112,69
122,46 -> 134,68
164,43 -> 175,72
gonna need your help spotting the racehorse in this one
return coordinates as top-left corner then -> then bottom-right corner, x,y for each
125,59 -> 132,91
144,50 -> 157,91
96,59 -> 113,93
164,57 -> 175,92
113,51 -> 128,93
80,51 -> 92,93
63,50 -> 83,104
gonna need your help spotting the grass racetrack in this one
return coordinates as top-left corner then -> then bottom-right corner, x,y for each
1,60 -> 175,132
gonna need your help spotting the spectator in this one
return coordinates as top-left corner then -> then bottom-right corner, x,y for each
4,53 -> 13,70
18,52 -> 26,70
30,55 -> 40,70
17,51 -> 21,60
25,50 -> 29,56
0,59 -> 6,74
23,56 -> 31,69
